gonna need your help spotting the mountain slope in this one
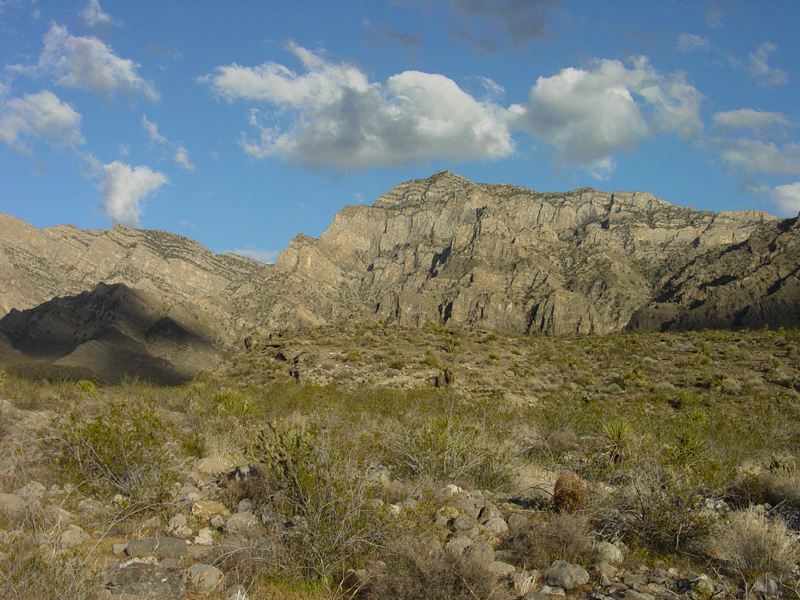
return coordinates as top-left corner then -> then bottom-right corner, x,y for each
241,171 -> 782,334
0,282 -> 219,384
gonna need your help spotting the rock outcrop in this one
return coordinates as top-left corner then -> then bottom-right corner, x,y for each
243,170 -> 785,334
0,214 -> 266,329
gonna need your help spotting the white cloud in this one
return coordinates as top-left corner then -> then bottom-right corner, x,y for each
142,115 -> 167,144
711,109 -> 793,137
80,0 -> 114,27
748,42 -> 788,87
770,182 -> 800,216
142,115 -> 196,171
676,33 -> 710,53
700,138 -> 800,178
23,24 -> 159,101
703,1 -> 725,28
202,42 -> 513,169
98,161 -> 168,226
509,57 -> 703,178
174,144 -> 195,171
230,247 -> 280,264
0,90 -> 83,153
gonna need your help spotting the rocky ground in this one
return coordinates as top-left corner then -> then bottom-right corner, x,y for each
1,324 -> 800,599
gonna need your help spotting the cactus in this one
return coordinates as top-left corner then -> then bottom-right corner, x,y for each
553,471 -> 586,513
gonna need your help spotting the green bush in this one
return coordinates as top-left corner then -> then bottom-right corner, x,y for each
50,399 -> 179,505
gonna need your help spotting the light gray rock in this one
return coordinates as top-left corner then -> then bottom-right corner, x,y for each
543,560 -> 590,590
0,493 -> 27,520
539,586 -> 566,596
236,498 -> 255,513
104,560 -> 186,599
594,541 -> 624,565
184,564 -> 224,591
507,512 -> 529,532
445,536 -> 473,554
465,540 -> 495,563
59,525 -> 89,548
225,512 -> 260,538
126,538 -> 188,559
483,517 -> 509,535
752,575 -> 779,596
486,561 -> 515,577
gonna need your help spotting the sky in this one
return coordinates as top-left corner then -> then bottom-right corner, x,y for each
1,0 -> 798,263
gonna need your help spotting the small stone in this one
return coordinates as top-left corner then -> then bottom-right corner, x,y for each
440,484 -> 465,497
226,584 -> 249,600
453,513 -> 478,531
193,500 -> 231,521
544,560 -> 590,590
752,575 -> 779,596
210,515 -> 225,529
225,512 -> 260,538
112,543 -> 128,555
104,561 -> 185,598
160,558 -> 180,570
445,536 -> 473,554
0,493 -> 27,520
465,540 -> 495,563
453,498 -> 484,518
184,563 -> 224,591
437,505 -> 460,520
486,561 -> 516,577
126,538 -> 188,559
539,586 -> 566,596
193,457 -> 231,476
236,498 -> 255,513
483,517 -> 509,535
507,512 -> 529,532
594,541 -> 624,565
60,525 -> 89,548
194,528 -> 215,546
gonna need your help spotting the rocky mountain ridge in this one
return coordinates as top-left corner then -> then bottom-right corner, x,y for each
1,170 -> 799,382
249,170 -> 788,334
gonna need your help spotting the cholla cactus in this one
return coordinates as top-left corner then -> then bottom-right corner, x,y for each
554,471 -> 586,513
249,419 -> 318,482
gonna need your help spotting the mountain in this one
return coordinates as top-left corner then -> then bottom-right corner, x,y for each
0,282 -> 220,384
0,213 -> 266,338
1,170 -> 798,383
244,171 -> 786,335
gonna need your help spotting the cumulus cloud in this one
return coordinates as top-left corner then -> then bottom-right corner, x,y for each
711,109 -> 793,138
98,161 -> 168,226
201,42 -> 513,169
230,247 -> 280,264
748,42 -> 788,87
770,182 -> 800,215
0,89 -> 83,153
509,57 -> 703,178
80,0 -> 114,27
702,138 -> 800,178
676,33 -> 710,53
445,0 -> 559,49
20,24 -> 159,101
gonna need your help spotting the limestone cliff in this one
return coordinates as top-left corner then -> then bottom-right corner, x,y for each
244,171 -> 782,334
0,214 -> 266,318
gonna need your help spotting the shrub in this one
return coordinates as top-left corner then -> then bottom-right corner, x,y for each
505,513 -> 597,570
384,412 -> 513,490
50,399 -> 179,506
553,471 -> 586,513
710,509 -> 799,581
362,537 -> 513,600
248,417 -> 396,581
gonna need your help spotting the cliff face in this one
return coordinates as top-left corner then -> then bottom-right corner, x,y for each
247,171 -> 782,334
0,214 -> 266,321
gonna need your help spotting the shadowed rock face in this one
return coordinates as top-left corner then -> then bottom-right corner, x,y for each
0,283 -> 220,384
243,170 -> 791,334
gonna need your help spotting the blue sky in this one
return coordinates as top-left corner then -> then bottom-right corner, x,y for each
1,0 -> 798,262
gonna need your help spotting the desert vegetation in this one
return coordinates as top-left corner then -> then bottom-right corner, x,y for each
1,323 -> 800,599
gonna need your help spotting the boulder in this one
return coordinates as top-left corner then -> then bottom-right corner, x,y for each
543,560 -> 589,590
